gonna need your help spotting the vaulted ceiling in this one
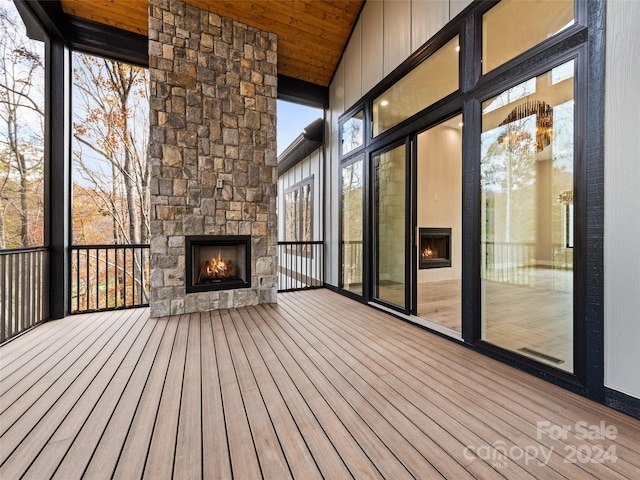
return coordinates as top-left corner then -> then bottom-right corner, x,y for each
58,0 -> 364,88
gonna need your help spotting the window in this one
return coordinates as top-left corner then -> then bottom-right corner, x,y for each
284,178 -> 313,242
373,36 -> 459,137
71,52 -> 149,246
341,109 -> 364,155
71,52 -> 149,311
482,0 -> 574,74
0,2 -> 46,248
341,158 -> 363,294
480,59 -> 575,372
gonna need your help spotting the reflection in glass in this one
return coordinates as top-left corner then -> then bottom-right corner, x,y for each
373,144 -> 406,309
341,110 -> 364,155
481,60 -> 575,372
341,159 -> 363,294
483,0 -> 574,74
284,189 -> 299,241
373,36 -> 459,137
285,181 -> 312,242
416,115 -> 462,331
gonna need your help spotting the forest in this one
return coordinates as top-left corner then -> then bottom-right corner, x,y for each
1,3 -> 150,311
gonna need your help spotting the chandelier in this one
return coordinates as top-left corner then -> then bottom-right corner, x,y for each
499,99 -> 554,153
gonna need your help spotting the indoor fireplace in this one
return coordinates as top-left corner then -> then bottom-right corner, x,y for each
185,235 -> 251,293
419,228 -> 451,269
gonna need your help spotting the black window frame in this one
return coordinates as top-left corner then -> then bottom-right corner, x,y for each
338,153 -> 366,296
335,0 -> 604,401
284,176 -> 314,244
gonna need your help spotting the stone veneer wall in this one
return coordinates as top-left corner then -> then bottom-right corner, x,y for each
148,0 -> 278,317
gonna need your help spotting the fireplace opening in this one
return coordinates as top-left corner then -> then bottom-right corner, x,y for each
419,228 -> 451,269
186,235 -> 251,293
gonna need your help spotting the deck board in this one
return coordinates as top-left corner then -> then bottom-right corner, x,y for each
0,309 -> 144,477
1,289 -> 639,479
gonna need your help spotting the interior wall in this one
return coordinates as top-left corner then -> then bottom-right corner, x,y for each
417,124 -> 462,283
326,0 -> 472,287
604,0 -> 640,399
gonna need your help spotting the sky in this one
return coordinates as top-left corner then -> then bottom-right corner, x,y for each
277,100 -> 323,156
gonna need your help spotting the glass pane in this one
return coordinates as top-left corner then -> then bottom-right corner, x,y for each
481,60 -> 575,372
0,3 -> 46,248
416,115 -> 463,332
72,52 -> 149,245
373,36 -> 459,137
341,110 -> 363,155
483,0 -> 574,74
373,144 -> 406,309
301,182 -> 312,241
341,159 -> 363,295
285,189 -> 298,241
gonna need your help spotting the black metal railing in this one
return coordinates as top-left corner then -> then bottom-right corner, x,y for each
1,247 -> 49,343
70,244 -> 150,314
277,241 -> 324,292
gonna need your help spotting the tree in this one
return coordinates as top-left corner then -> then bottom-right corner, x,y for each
72,53 -> 149,245
481,117 -> 537,244
0,4 -> 45,248
72,53 -> 150,306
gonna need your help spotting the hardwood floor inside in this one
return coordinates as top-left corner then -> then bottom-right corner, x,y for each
416,279 -> 461,331
1,289 -> 639,479
381,268 -> 571,368
483,276 -> 573,371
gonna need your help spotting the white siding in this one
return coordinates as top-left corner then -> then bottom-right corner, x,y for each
326,0 -> 466,287
604,0 -> 640,399
412,0 -> 448,53
361,0 -> 384,97
383,0 -> 411,76
344,19 -> 362,110
325,58 -> 346,286
449,0 -> 473,19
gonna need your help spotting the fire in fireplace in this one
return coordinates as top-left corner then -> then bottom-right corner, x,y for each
186,235 -> 251,293
419,228 -> 451,269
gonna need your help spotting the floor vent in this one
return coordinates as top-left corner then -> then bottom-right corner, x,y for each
517,347 -> 565,364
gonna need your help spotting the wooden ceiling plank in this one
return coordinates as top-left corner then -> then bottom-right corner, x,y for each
279,45 -> 339,68
187,0 -> 353,43
59,0 -> 364,88
185,1 -> 345,54
291,0 -> 363,29
61,0 -> 149,35
64,11 -> 148,36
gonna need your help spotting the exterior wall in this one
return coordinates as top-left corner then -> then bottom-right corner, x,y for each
148,0 -> 278,317
326,0 -> 472,286
604,0 -> 640,399
277,148 -> 324,242
327,0 -> 640,407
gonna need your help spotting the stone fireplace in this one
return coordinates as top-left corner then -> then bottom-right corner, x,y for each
185,235 -> 251,293
148,0 -> 278,317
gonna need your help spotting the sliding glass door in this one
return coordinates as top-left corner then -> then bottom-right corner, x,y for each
372,143 -> 408,311
413,115 -> 463,332
480,60 -> 575,372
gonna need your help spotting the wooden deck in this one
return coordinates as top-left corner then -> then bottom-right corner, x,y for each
1,289 -> 639,479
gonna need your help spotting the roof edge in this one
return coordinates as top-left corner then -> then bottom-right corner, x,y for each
277,118 -> 324,176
